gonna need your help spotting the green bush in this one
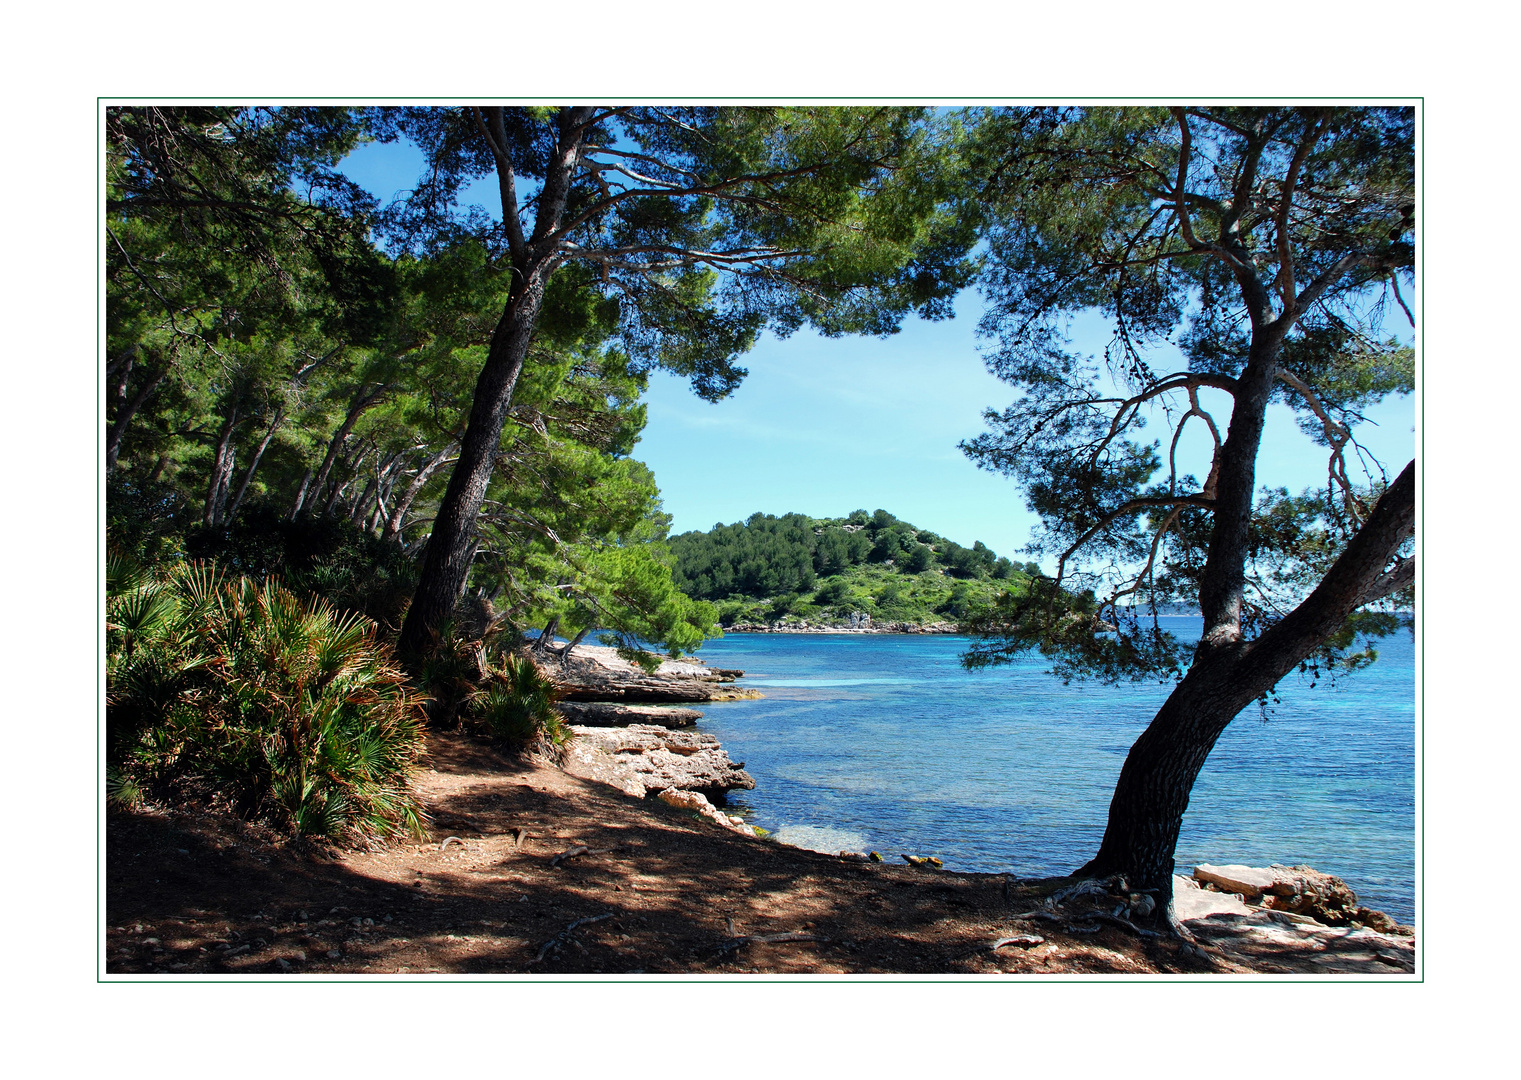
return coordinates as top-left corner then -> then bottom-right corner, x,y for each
813,577 -> 850,606
472,653 -> 568,748
901,545 -> 933,573
107,558 -> 428,842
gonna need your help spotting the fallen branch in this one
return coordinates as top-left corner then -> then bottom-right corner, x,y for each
534,912 -> 616,963
1008,910 -> 1064,924
549,845 -> 589,868
991,935 -> 1044,951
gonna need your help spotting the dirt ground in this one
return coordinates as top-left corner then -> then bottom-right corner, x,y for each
104,731 -> 1415,977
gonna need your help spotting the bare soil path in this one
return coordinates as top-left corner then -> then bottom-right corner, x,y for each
105,732 -> 1412,976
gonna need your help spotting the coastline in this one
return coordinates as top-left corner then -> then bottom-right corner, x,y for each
724,620 -> 960,635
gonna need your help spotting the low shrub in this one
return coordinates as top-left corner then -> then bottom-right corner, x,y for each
107,557 -> 428,843
471,653 -> 568,749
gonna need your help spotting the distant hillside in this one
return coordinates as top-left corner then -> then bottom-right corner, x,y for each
668,509 -> 1038,629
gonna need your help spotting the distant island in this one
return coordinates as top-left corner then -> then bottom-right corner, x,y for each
669,509 -> 1036,632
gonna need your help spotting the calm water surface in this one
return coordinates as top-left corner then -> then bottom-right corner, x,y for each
693,617 -> 1416,922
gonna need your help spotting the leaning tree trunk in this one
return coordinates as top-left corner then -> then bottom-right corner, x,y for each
303,384 -> 385,518
382,441 -> 458,542
106,360 -> 169,471
202,405 -> 241,527
396,274 -> 549,659
1079,461 -> 1416,912
225,408 -> 284,520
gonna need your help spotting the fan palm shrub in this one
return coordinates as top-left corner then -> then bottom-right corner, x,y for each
106,558 -> 428,842
473,652 -> 567,748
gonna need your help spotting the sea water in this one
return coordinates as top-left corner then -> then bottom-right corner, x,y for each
692,616 -> 1416,922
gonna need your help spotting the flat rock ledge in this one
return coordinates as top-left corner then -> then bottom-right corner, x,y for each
1193,862 -> 1408,933
562,724 -> 756,802
1175,875 -> 1414,974
534,644 -> 757,703
554,701 -> 703,728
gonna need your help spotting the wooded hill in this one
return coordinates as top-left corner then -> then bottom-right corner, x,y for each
669,509 -> 1039,627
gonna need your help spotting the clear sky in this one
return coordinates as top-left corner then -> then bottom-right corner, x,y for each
338,133 -> 1416,567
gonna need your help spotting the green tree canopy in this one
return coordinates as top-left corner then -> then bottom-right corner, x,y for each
371,106 -> 980,656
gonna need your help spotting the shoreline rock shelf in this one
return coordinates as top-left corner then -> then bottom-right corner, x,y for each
1176,866 -> 1414,972
1192,862 -> 1409,934
553,702 -> 704,728
562,724 -> 756,802
536,643 -> 759,703
537,642 -> 759,806
726,618 -> 960,634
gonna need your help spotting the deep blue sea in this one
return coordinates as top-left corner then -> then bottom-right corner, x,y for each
691,617 -> 1416,922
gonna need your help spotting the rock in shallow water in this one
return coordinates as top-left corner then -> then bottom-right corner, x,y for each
655,788 -> 758,836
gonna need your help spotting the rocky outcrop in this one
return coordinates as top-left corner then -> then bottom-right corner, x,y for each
533,644 -> 757,703
1193,863 -> 1412,934
562,724 -> 756,802
656,788 -> 758,836
553,701 -> 704,728
1152,872 -> 1418,972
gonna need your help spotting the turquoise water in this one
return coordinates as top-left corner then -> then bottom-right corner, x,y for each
693,617 -> 1416,922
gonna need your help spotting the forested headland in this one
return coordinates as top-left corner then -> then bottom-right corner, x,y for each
669,509 -> 1040,628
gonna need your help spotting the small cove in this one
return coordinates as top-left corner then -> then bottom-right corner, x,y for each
693,616 -> 1417,922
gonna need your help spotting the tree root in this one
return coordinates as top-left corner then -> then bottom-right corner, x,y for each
716,931 -> 828,957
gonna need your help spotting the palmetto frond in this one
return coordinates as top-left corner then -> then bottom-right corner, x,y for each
105,564 -> 427,842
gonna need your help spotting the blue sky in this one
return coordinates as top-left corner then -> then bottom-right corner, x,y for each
338,133 -> 1416,566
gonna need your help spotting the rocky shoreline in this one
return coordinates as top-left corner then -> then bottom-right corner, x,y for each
726,615 -> 960,634
524,640 -> 1414,971
530,643 -> 758,806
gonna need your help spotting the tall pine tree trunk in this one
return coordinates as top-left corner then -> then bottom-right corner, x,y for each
397,276 -> 547,658
225,408 -> 283,520
304,384 -> 385,518
107,361 -> 169,471
202,405 -> 240,527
